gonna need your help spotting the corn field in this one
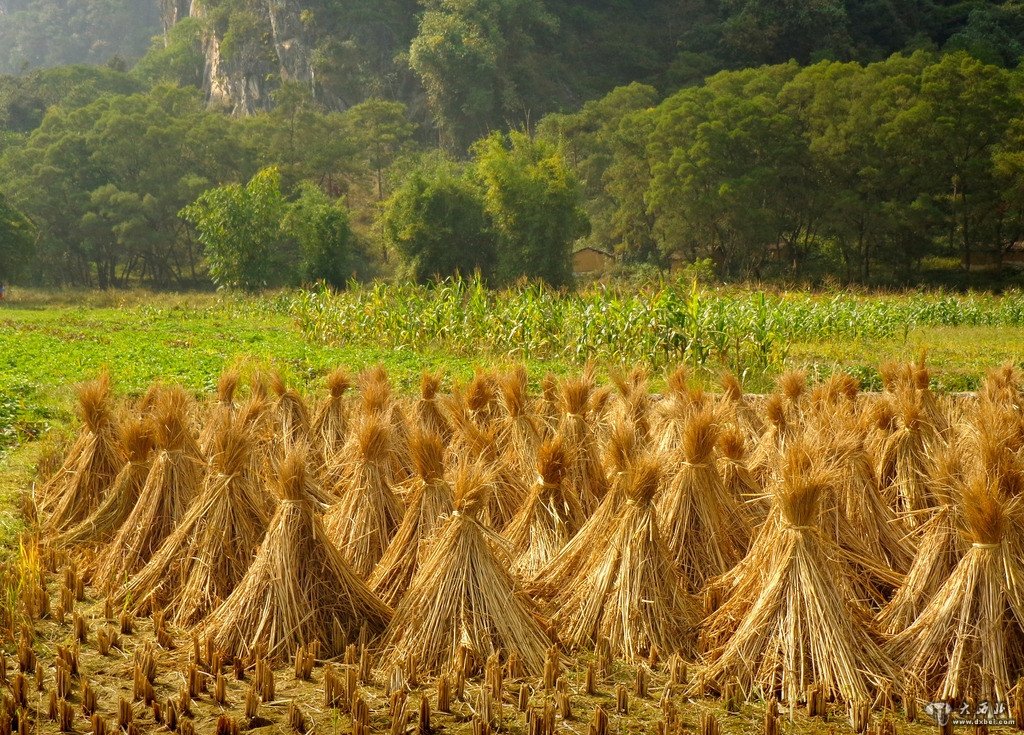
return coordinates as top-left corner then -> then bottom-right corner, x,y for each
287,277 -> 1024,371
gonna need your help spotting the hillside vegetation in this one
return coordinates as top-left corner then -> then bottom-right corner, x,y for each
4,2 -> 1024,289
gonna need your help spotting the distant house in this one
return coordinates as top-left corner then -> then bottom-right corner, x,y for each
573,246 -> 615,274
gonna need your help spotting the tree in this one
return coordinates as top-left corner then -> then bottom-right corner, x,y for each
0,84 -> 251,286
380,161 -> 495,282
283,182 -> 357,288
0,0 -> 160,74
646,64 -> 819,279
180,167 -> 294,291
409,0 -> 557,150
473,131 -> 588,287
0,194 -> 35,283
343,99 -> 416,200
133,17 -> 205,88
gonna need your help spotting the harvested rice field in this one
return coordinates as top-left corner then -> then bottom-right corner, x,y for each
3,290 -> 1024,735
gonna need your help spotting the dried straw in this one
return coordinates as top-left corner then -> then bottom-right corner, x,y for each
119,415 -> 273,627
505,438 -> 583,578
55,418 -> 155,548
495,366 -> 542,478
199,369 -> 239,454
717,426 -> 768,525
658,409 -> 750,592
556,378 -> 607,514
379,462 -> 551,675
204,446 -> 391,659
887,479 -> 1024,702
699,449 -> 896,705
42,373 -> 124,532
415,371 -> 451,441
877,395 -> 938,525
311,368 -> 352,462
93,386 -> 204,592
530,423 -> 634,592
369,431 -> 455,607
324,415 -> 403,578
876,445 -> 969,634
544,459 -> 698,660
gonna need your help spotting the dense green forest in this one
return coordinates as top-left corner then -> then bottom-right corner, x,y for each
4,0 -> 1024,289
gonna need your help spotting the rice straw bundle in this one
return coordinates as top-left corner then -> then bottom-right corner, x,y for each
748,394 -> 794,486
831,430 -> 913,576
545,459 -> 698,660
717,426 -> 767,524
447,399 -> 526,529
505,438 -> 584,578
324,415 -> 403,577
556,377 -> 608,514
776,369 -> 807,419
877,395 -> 938,524
370,431 -> 455,607
658,409 -> 750,592
137,380 -> 165,415
199,369 -> 239,454
380,462 -> 551,675
913,358 -> 948,438
819,430 -> 911,604
119,416 -> 274,626
699,451 -> 896,705
311,368 -> 352,461
887,479 -> 1024,702
234,392 -> 274,478
465,369 -> 499,426
532,423 -> 636,594
876,444 -> 968,634
42,373 -> 124,532
862,397 -> 897,465
205,446 -> 392,659
357,365 -> 413,482
93,386 -> 204,592
968,404 -> 1024,497
415,371 -> 451,441
608,367 -> 652,448
538,372 -> 560,432
718,372 -> 763,439
270,372 -> 312,456
55,418 -> 156,548
879,361 -> 915,396
978,363 -> 1024,412
495,365 -> 542,477
651,366 -> 711,455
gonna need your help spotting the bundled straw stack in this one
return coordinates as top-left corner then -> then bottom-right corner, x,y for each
324,415 -> 403,577
380,462 -> 551,674
544,459 -> 698,659
205,446 -> 391,658
42,373 -> 124,532
34,358 -> 1024,713
370,430 -> 455,606
505,437 -> 583,578
118,414 -> 273,625
700,442 -> 896,705
889,479 -> 1024,703
93,386 -> 204,591
56,417 -> 155,548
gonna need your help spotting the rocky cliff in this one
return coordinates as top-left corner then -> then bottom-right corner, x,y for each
160,0 -> 315,115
